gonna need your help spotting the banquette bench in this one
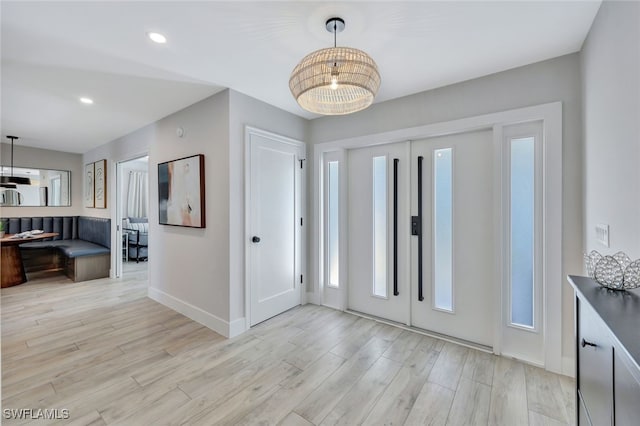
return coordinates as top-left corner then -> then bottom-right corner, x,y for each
0,216 -> 111,282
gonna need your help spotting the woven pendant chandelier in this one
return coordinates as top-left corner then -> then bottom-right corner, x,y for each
289,17 -> 380,115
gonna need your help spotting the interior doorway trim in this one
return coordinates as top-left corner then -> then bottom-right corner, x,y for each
115,153 -> 149,278
313,102 -> 563,374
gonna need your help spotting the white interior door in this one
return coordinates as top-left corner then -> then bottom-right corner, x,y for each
248,130 -> 305,326
347,142 -> 410,324
410,130 -> 495,347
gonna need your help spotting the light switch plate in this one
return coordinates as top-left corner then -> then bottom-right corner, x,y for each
596,224 -> 609,247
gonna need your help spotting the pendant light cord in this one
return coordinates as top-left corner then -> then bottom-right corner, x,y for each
7,136 -> 18,177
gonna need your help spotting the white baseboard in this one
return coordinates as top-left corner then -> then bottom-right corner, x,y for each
561,356 -> 576,378
148,287 -> 243,338
305,292 -> 320,305
228,317 -> 247,338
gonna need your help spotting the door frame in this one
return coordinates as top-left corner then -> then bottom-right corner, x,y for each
313,102 -> 563,374
244,126 -> 306,328
114,152 -> 149,278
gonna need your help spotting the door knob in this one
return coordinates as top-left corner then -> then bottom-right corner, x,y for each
581,338 -> 597,348
252,236 -> 261,243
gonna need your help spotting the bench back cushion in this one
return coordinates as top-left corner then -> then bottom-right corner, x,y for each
2,216 -> 78,240
78,216 -> 111,248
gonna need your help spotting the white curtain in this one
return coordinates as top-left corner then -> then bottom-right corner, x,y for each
126,171 -> 148,218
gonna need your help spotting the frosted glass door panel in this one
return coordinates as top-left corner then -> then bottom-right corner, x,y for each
433,148 -> 453,311
373,156 -> 388,298
510,137 -> 535,328
328,161 -> 340,287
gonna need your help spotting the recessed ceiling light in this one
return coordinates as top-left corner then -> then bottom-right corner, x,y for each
147,32 -> 167,44
79,97 -> 94,105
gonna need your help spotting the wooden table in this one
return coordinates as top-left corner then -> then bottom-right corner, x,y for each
1,233 -> 58,288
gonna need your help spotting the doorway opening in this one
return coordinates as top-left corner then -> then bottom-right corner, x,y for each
116,155 -> 149,278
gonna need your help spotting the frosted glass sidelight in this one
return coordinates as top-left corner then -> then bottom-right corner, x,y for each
433,148 -> 453,311
510,137 -> 535,327
328,161 -> 340,287
373,156 -> 388,298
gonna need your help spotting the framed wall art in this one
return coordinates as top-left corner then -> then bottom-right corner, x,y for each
84,163 -> 94,208
158,154 -> 205,228
94,159 -> 107,209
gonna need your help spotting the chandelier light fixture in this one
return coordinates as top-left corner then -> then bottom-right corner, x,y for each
289,17 -> 381,115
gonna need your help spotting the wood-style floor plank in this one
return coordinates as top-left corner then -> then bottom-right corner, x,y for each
488,357 -> 530,426
528,410 -> 570,426
319,355 -> 401,425
2,268 -> 575,426
403,381 -> 455,425
446,378 -> 492,426
524,364 -> 571,424
293,336 -> 393,424
279,411 -> 315,426
428,341 -> 469,390
235,352 -> 345,425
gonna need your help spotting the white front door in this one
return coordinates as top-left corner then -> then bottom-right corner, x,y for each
346,130 -> 495,347
347,142 -> 410,324
248,130 -> 305,326
410,130 -> 494,346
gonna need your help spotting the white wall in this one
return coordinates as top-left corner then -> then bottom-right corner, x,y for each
83,124 -> 153,276
148,91 -> 232,332
83,125 -> 153,220
309,53 -> 583,367
80,89 -> 305,336
0,142 -> 83,216
582,1 -> 640,258
228,90 -> 308,324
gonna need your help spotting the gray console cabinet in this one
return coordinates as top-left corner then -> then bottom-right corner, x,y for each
569,276 -> 640,426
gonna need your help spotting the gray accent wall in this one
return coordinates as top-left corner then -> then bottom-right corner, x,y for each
310,53 -> 584,367
581,0 -> 640,258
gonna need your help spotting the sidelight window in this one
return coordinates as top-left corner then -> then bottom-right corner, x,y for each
510,137 -> 535,328
327,161 -> 339,288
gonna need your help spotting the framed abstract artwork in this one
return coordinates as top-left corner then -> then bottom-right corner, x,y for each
94,159 -> 107,209
158,154 -> 205,228
84,163 -> 94,208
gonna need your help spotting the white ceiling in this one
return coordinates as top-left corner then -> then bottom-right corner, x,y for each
1,1 -> 601,154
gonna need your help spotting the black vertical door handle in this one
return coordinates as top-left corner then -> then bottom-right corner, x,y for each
393,158 -> 399,296
252,236 -> 261,243
417,156 -> 424,302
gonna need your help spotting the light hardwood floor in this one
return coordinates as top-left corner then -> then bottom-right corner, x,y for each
1,272 -> 575,425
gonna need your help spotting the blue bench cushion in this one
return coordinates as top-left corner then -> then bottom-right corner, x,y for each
20,240 -> 74,249
56,240 -> 110,258
20,239 -> 109,258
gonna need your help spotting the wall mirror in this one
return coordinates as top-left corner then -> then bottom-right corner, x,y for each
0,166 -> 71,206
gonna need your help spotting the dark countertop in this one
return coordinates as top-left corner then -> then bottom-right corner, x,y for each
568,275 -> 640,370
